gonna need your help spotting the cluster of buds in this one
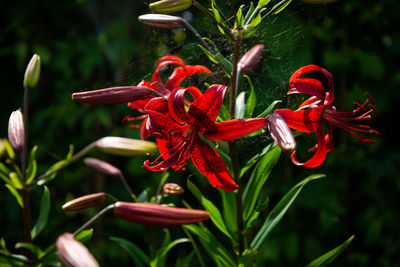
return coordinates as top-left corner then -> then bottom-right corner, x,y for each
113,202 -> 209,226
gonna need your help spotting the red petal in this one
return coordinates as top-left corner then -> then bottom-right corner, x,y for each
290,125 -> 329,168
145,98 -> 182,131
289,78 -> 326,101
190,139 -> 238,192
168,86 -> 203,124
203,118 -> 268,141
274,107 -> 324,133
165,65 -> 212,91
188,84 -> 227,131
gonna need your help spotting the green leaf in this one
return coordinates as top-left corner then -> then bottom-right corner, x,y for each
137,188 -> 149,202
242,146 -> 281,221
209,2 -> 232,41
243,10 -> 263,38
202,37 -> 233,73
25,146 -> 38,183
256,100 -> 282,118
234,5 -> 244,28
75,228 -> 94,243
187,179 -> 232,239
15,242 -> 42,257
175,251 -> 195,267
244,2 -> 255,23
243,75 -> 256,118
5,184 -> 23,207
151,237 -> 189,267
110,236 -> 150,267
258,0 -> 271,8
218,189 -> 237,242
240,143 -> 276,178
0,163 -> 12,184
31,186 -> 50,239
3,139 -> 15,160
306,235 -> 355,267
9,172 -> 23,190
235,91 -> 246,119
250,174 -> 326,249
183,225 -> 236,267
272,0 -> 293,15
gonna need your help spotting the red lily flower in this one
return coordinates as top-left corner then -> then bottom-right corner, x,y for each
274,65 -> 379,168
142,84 -> 268,191
123,55 -> 211,139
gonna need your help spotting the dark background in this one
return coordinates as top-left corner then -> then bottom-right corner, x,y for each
1,0 -> 399,266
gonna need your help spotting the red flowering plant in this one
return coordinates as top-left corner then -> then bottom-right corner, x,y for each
0,0 -> 379,266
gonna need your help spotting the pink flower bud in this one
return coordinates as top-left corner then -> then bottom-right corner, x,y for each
62,193 -> 108,211
8,110 -> 25,153
56,233 -> 99,267
238,44 -> 264,74
72,86 -> 155,105
113,202 -> 209,226
138,14 -> 184,29
84,157 -> 122,178
267,113 -> 296,155
163,183 -> 184,195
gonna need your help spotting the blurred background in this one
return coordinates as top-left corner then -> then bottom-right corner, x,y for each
1,0 -> 399,266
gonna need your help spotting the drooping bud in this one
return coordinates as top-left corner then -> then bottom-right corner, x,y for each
72,86 -> 155,105
238,44 -> 264,74
96,136 -> 157,157
267,113 -> 296,155
8,110 -> 25,153
62,192 -> 107,211
84,157 -> 122,178
149,0 -> 192,14
56,233 -> 99,267
113,202 -> 209,226
23,54 -> 41,88
138,14 -> 184,29
163,183 -> 184,195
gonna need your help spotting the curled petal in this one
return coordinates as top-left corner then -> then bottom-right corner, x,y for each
274,107 -> 324,133
289,78 -> 326,101
203,118 -> 268,142
169,86 -> 202,124
165,65 -> 212,91
290,125 -> 328,168
188,84 -> 227,131
190,139 -> 238,192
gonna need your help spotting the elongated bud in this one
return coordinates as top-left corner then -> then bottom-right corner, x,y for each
163,183 -> 184,195
138,14 -> 184,29
23,54 -> 41,88
84,157 -> 122,178
72,86 -> 155,104
56,233 -> 99,267
238,44 -> 264,74
8,110 -> 25,153
113,202 -> 209,226
62,192 -> 107,211
267,113 -> 296,155
96,136 -> 157,157
149,0 -> 192,14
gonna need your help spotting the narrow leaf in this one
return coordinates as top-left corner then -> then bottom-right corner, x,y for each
5,184 -> 23,207
15,242 -> 42,257
31,186 -> 50,239
272,0 -> 293,15
9,172 -> 23,190
110,236 -> 150,266
258,0 -> 271,8
187,179 -> 232,239
151,238 -> 189,267
0,163 -> 12,184
244,75 -> 256,118
256,100 -> 282,118
306,235 -> 355,267
250,174 -> 326,249
235,91 -> 246,119
26,146 -> 38,183
75,228 -> 94,243
243,146 -> 281,220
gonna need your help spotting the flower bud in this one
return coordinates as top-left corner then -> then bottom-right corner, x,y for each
163,183 -> 184,195
23,54 -> 41,88
56,233 -> 99,267
149,0 -> 192,14
138,14 -> 184,29
72,86 -> 155,105
62,192 -> 107,211
238,44 -> 264,74
113,202 -> 209,226
8,110 -> 25,153
84,157 -> 122,178
267,113 -> 296,155
96,136 -> 157,157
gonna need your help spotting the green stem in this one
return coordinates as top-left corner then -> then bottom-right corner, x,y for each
73,204 -> 114,236
119,173 -> 136,201
28,141 -> 97,187
228,37 -> 245,257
